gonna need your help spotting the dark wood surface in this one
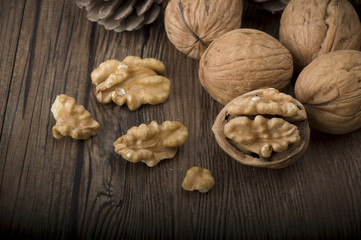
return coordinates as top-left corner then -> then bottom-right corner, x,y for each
1,0 -> 361,239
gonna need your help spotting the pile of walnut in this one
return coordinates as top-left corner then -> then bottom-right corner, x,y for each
51,56 -> 215,193
163,0 -> 361,168
51,0 -> 361,195
279,0 -> 361,135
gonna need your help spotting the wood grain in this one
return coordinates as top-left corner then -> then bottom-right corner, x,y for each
1,0 -> 361,239
0,0 -> 26,135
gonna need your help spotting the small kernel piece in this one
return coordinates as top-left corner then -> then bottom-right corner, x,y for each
261,144 -> 272,158
51,94 -> 100,140
182,167 -> 215,193
113,121 -> 188,167
91,56 -> 171,111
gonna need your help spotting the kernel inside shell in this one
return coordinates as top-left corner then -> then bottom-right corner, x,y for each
212,88 -> 310,169
224,115 -> 301,158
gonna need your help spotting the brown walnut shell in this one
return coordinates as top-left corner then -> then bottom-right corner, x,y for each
212,88 -> 310,169
279,0 -> 361,72
164,0 -> 243,59
295,50 -> 361,135
199,28 -> 293,105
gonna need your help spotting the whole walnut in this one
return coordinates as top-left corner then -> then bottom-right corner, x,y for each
199,28 -> 293,105
164,0 -> 243,59
280,0 -> 361,72
295,50 -> 361,134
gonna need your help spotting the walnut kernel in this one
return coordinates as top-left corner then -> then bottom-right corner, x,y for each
51,94 -> 100,140
227,88 -> 306,122
182,167 -> 215,193
224,115 -> 301,158
113,121 -> 189,167
91,56 -> 171,111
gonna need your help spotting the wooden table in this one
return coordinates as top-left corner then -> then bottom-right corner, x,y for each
1,0 -> 360,239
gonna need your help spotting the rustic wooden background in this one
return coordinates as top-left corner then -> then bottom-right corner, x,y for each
1,0 -> 361,239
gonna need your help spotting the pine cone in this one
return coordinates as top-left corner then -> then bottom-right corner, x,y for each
75,0 -> 168,32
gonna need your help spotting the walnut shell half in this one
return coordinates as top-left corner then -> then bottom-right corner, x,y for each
295,50 -> 361,134
164,0 -> 243,59
280,0 -> 361,72
212,88 -> 310,169
199,28 -> 293,105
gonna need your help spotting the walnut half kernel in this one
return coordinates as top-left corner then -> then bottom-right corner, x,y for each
91,56 -> 171,111
212,88 -> 310,169
182,167 -> 215,193
51,94 -> 100,140
113,121 -> 189,167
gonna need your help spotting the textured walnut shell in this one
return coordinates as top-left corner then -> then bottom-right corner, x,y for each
212,89 -> 310,169
199,29 -> 293,105
295,50 -> 361,134
164,0 -> 243,59
280,0 -> 361,72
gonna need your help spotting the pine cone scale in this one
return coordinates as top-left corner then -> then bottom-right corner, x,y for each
143,4 -> 160,25
135,0 -> 154,15
113,0 -> 136,20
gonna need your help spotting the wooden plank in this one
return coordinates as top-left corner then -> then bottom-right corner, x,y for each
0,0 -> 97,237
0,0 -> 360,239
0,0 -> 26,137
